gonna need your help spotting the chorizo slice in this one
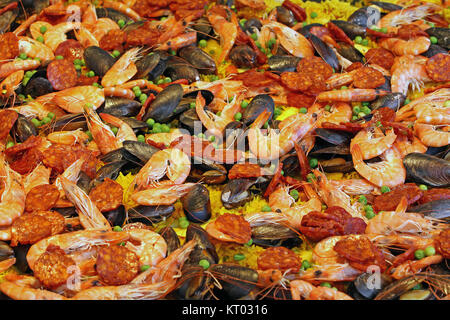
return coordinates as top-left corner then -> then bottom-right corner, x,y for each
435,229 -> 450,259
426,53 -> 450,82
418,188 -> 450,204
297,56 -> 333,80
54,39 -> 84,62
0,109 -> 18,140
88,178 -> 123,213
0,32 -> 19,60
280,72 -> 313,92
33,246 -> 76,289
47,59 -> 78,91
353,67 -> 386,89
10,213 -> 52,246
365,48 -> 395,71
10,148 -> 43,175
95,245 -> 139,286
257,246 -> 302,272
25,184 -> 60,212
373,183 -> 423,212
99,29 -> 127,52
208,213 -> 252,244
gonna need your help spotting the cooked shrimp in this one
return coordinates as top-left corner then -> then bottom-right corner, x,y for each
90,18 -> 119,42
54,85 -> 105,114
312,102 -> 353,126
18,36 -> 54,65
0,281 -> 66,300
102,0 -> 141,21
131,183 -> 196,206
308,286 -> 353,300
379,36 -> 430,56
393,135 -> 427,158
263,21 -> 314,58
415,102 -> 450,125
390,255 -> 443,279
390,55 -> 431,95
0,164 -> 25,227
44,21 -> 82,51
59,177 -> 111,231
84,106 -> 121,154
414,123 -> 450,147
290,280 -> 316,300
0,59 -> 40,79
29,21 -> 53,40
74,25 -> 99,48
124,229 -> 167,267
11,100 -> 65,120
350,127 -> 397,160
23,164 -> 51,194
0,70 -> 24,100
47,129 -> 90,146
101,47 -> 141,87
103,87 -> 135,100
351,144 -> 406,188
13,13 -> 37,36
377,3 -> 441,32
100,113 -> 137,143
158,31 -> 197,51
329,179 -> 378,196
317,89 -> 388,102
206,6 -> 238,63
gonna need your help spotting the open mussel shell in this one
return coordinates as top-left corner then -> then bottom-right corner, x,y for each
221,178 -> 255,209
242,94 -> 274,126
309,34 -> 339,71
223,121 -> 247,151
242,18 -> 262,33
349,272 -> 392,300
210,264 -> 259,300
12,244 -> 31,274
179,108 -> 201,133
336,42 -> 364,63
100,148 -> 127,164
409,199 -> 450,221
268,55 -> 301,73
11,114 -> 38,143
52,113 -> 87,131
425,28 -> 450,50
251,223 -> 300,247
193,17 -> 213,40
331,20 -> 366,38
122,140 -> 160,165
118,117 -> 147,132
299,23 -> 323,37
127,205 -> 175,224
100,97 -> 141,118
229,45 -> 258,69
403,153 -> 450,187
76,171 -> 91,194
186,223 -> 219,262
310,145 -> 351,156
164,56 -> 200,83
95,7 -> 133,23
348,6 -> 380,28
374,275 -> 427,300
315,128 -> 351,145
103,205 -> 126,227
91,160 -> 127,187
370,93 -> 405,111
0,8 -> 18,33
275,6 -> 296,27
24,77 -> 53,98
83,46 -> 116,77
179,45 -> 217,74
142,83 -> 183,123
176,89 -> 214,118
159,227 -> 180,255
0,241 -> 14,264
422,44 -> 448,58
181,184 -> 211,223
177,265 -> 213,300
321,159 -> 354,173
135,51 -> 167,80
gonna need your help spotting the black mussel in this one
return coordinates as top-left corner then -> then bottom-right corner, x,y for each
315,128 -> 351,145
229,45 -> 258,69
159,227 -> 180,255
92,160 -> 127,185
299,23 -> 323,37
127,205 -> 175,224
403,153 -> 450,187
186,224 -> 219,263
0,9 -> 17,33
310,145 -> 350,156
181,184 -> 211,223
101,97 -> 141,118
189,167 -> 227,184
83,46 -> 116,77
176,90 -> 214,118
12,244 -> 31,273
242,94 -> 274,126
122,20 -> 145,33
0,240 -> 14,269
409,199 -> 450,221
309,34 -> 339,71
143,83 -> 183,123
422,44 -> 448,58
11,114 -> 37,143
179,45 -> 216,74
193,17 -> 213,40
23,77 -> 53,98
321,159 -> 354,173
165,56 -> 200,83
425,28 -> 450,50
370,93 -> 405,111
275,6 -> 296,27
370,1 -> 402,11
349,272 -> 392,300
177,265 -> 213,300
268,55 -> 301,73
179,108 -> 201,133
96,7 -> 133,23
374,275 -> 427,300
122,140 -> 159,165
54,207 -> 77,218
52,113 -> 87,131
77,171 -> 91,194
223,121 -> 246,151
221,178 -> 255,209
280,153 -> 299,175
100,148 -> 127,164
210,264 -> 258,300
336,42 -> 364,63
136,52 -> 167,80
251,223 -> 300,247
242,18 -> 262,33
331,20 -> 366,39
103,205 -> 126,227
376,76 -> 391,91
118,117 -> 147,131
348,6 -> 381,28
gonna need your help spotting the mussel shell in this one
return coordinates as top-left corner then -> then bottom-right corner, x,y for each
24,77 -> 53,98
370,93 -> 405,111
185,224 -> 219,263
309,34 -> 339,71
229,45 -> 258,69
179,108 -> 201,133
0,9 -> 18,33
118,117 -> 147,131
315,128 -> 351,145
299,23 -> 324,37
322,160 -> 354,173
165,56 -> 200,83
177,265 -> 213,300
193,17 -> 213,40
268,55 -> 301,73
422,44 -> 448,58
181,184 -> 212,223
336,42 -> 364,63
100,148 -> 127,164
409,199 -> 450,221
310,145 -> 350,156
100,97 -> 142,118
83,46 -> 116,77
93,160 -> 127,184
95,7 -> 133,23
331,20 -> 366,38
242,94 -> 274,126
242,18 -> 262,33
11,114 -> 37,143
0,241 -> 14,263
52,113 -> 87,131
275,6 -> 296,27
425,28 -> 450,50
135,51 -> 167,80
143,83 -> 183,123
221,178 -> 255,209
351,272 -> 392,299
76,171 -> 91,194
103,205 -> 126,226
210,264 -> 258,300
376,76 -> 391,92
121,21 -> 145,33
179,45 -> 217,74
122,140 -> 160,165
403,153 -> 450,187
251,223 -> 298,242
189,168 -> 227,184
127,205 -> 175,224
159,227 -> 180,255
223,121 -> 246,151
374,275 -> 423,300
348,6 -> 381,28
12,244 -> 31,273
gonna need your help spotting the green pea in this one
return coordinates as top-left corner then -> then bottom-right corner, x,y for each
19,53 -> 27,60
380,186 -> 391,193
233,254 -> 245,261
31,118 -> 41,127
113,226 -> 123,232
309,158 -> 318,168
74,64 -> 82,71
324,105 -> 331,112
261,205 -> 272,212
110,126 -> 118,135
240,19 -> 247,27
299,107 -> 307,114
340,86 -> 348,90
430,36 -> 438,44
208,135 -> 215,142
234,112 -> 242,121
361,39 -> 369,46
146,118 -> 155,127
41,116 -> 51,125
263,121 -> 269,129
444,100 -> 450,108
73,59 -> 83,65
156,79 -> 164,85
358,195 -> 368,205
189,102 -> 195,109
355,36 -> 362,44
164,77 -> 172,83
112,50 -> 121,58
241,100 -> 249,108
307,173 -> 316,182
425,246 -> 436,257
40,25 -> 48,34
47,112 -> 55,119
86,131 -> 93,141
140,265 -> 150,272
198,133 -> 205,139
55,55 -> 64,60
365,211 -> 376,219
118,19 -> 125,28
179,219 -> 190,229
310,12 -> 318,19
380,27 -> 388,34
92,82 -> 100,88
364,205 -> 374,214
36,36 -> 44,43
404,99 -> 411,105
137,135 -> 146,143
199,259 -> 210,270
161,124 -> 170,133
169,49 -> 176,56
362,101 -> 370,107
419,184 -> 428,191
290,189 -> 299,200
361,106 -> 372,115
255,41 -> 262,49
198,39 -> 207,48
414,249 -> 425,260
87,71 -> 95,77
6,141 -> 14,149
245,239 -> 253,246
353,106 -> 361,115
85,102 -> 94,109
251,33 -> 258,41
140,94 -> 148,103
301,260 -> 311,270
320,282 -> 331,288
